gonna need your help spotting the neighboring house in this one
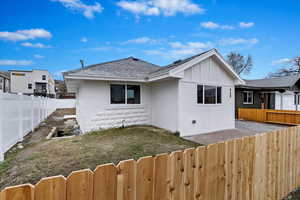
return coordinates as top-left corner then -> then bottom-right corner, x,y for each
64,49 -> 244,136
10,69 -> 56,97
0,71 -> 10,93
235,75 -> 300,115
55,80 -> 76,99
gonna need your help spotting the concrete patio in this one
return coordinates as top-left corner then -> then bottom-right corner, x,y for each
184,120 -> 291,145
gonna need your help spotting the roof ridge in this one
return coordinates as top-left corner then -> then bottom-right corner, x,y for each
65,57 -> 161,76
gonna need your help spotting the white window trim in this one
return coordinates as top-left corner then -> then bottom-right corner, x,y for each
243,91 -> 253,104
109,84 -> 142,105
197,84 -> 223,105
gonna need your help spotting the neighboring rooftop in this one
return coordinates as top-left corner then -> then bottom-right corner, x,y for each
0,71 -> 10,79
240,74 -> 300,89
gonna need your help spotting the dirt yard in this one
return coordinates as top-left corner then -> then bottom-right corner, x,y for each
0,109 -> 199,189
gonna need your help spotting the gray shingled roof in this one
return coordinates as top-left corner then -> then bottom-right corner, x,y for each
242,74 -> 300,89
64,49 -> 216,80
65,57 -> 161,79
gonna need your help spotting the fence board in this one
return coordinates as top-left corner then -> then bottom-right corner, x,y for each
66,169 -> 93,200
153,153 -> 169,200
1,184 -> 34,200
206,143 -> 218,200
136,157 -> 154,200
225,140 -> 234,200
194,146 -> 207,200
93,163 -> 117,200
35,176 -> 66,200
117,159 -> 136,200
169,151 -> 184,200
183,148 -> 195,200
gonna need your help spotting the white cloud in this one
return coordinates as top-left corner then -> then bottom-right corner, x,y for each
80,37 -> 88,42
219,38 -> 259,46
145,41 -> 212,58
0,29 -> 52,41
201,21 -> 234,30
34,54 -> 44,59
117,0 -> 204,17
21,42 -> 52,48
272,58 -> 291,66
0,60 -> 33,66
121,37 -> 161,45
239,22 -> 255,28
52,0 -> 103,19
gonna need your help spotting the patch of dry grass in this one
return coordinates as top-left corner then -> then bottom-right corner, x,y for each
0,125 -> 200,189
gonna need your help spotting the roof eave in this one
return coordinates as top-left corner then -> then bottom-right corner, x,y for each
64,75 -> 147,82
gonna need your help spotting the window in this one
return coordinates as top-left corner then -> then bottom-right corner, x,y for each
294,94 -> 300,105
127,85 -> 140,104
111,84 -> 125,104
197,85 -> 203,104
197,85 -> 222,104
217,86 -> 222,104
243,91 -> 253,104
205,85 -> 216,104
42,75 -> 46,80
110,84 -> 141,104
28,83 -> 32,89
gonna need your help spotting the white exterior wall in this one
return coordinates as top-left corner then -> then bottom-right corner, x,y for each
10,70 -> 55,95
76,80 -> 152,132
275,91 -> 299,110
10,71 -> 33,94
151,79 -> 178,132
178,57 -> 235,136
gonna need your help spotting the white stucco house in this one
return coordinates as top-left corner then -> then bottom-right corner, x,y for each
64,49 -> 244,136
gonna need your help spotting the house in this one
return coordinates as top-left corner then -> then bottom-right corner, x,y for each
235,74 -> 300,115
55,80 -> 76,99
10,69 -> 56,97
64,49 -> 244,136
0,71 -> 10,93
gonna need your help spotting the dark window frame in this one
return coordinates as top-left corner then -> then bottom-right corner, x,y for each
110,84 -> 141,105
243,91 -> 253,104
197,84 -> 222,104
42,75 -> 46,80
28,83 -> 32,89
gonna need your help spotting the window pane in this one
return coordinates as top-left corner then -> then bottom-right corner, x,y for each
243,92 -> 248,103
248,92 -> 252,103
197,85 -> 203,104
217,86 -> 222,104
111,84 -> 125,104
205,85 -> 216,104
127,85 -> 140,104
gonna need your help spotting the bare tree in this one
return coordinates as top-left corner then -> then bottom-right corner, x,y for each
268,57 -> 300,77
227,52 -> 253,75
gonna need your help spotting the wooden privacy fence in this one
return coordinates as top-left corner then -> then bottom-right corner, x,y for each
1,126 -> 300,200
238,108 -> 300,125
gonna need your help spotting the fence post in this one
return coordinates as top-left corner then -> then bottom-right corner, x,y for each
0,94 -> 4,161
38,96 -> 41,124
31,95 -> 34,133
18,93 -> 23,142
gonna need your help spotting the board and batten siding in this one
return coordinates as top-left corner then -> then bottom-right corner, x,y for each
178,57 -> 235,136
76,80 -> 152,132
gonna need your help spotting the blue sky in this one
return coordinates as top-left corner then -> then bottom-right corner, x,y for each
0,0 -> 299,79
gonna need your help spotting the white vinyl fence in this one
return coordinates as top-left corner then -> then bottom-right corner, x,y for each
0,93 -> 75,161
